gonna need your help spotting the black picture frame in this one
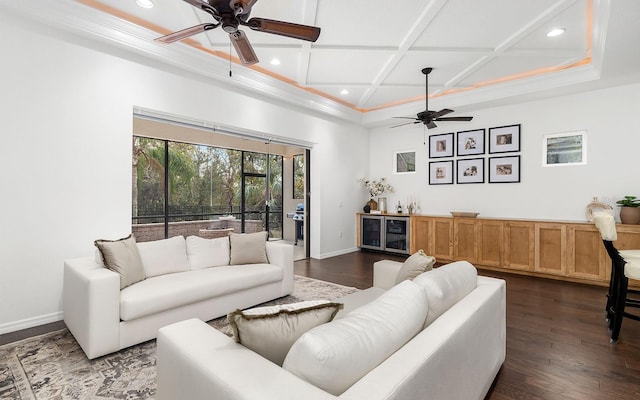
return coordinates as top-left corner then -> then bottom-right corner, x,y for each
488,155 -> 520,183
429,160 -> 454,185
456,158 -> 484,184
489,124 -> 521,153
428,133 -> 454,158
456,129 -> 485,156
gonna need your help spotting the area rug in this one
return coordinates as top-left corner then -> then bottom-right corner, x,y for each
0,275 -> 357,400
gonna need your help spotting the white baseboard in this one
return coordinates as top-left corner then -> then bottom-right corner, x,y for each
0,311 -> 64,335
317,247 -> 359,260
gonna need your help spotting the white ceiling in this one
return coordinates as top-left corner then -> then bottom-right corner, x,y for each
3,0 -> 640,127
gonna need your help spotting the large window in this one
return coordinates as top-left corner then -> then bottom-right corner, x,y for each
132,136 -> 283,241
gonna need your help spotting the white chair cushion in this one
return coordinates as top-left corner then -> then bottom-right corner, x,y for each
120,263 -> 282,321
136,236 -> 190,278
619,249 -> 640,260
186,235 -> 230,269
413,260 -> 478,327
228,300 -> 343,366
283,280 -> 428,396
594,212 -> 617,241
625,261 -> 640,280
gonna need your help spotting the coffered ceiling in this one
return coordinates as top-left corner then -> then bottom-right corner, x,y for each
2,0 -> 639,127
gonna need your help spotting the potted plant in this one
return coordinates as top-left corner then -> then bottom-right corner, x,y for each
616,195 -> 640,224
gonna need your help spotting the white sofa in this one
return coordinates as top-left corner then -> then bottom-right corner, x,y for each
156,259 -> 506,400
63,234 -> 294,359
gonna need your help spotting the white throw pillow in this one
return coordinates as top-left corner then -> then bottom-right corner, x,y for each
136,235 -> 190,278
94,234 -> 145,289
229,231 -> 269,265
283,280 -> 428,395
185,235 -> 230,269
228,300 -> 343,366
395,249 -> 436,284
412,260 -> 477,327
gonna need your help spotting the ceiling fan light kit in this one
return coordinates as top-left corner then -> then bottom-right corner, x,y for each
391,67 -> 473,129
155,0 -> 321,65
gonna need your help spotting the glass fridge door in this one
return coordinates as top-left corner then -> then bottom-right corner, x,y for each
385,217 -> 409,253
361,215 -> 384,250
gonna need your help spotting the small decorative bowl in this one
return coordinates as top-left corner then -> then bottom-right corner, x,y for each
450,212 -> 479,218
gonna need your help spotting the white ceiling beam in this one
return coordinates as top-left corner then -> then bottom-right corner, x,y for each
357,0 -> 449,107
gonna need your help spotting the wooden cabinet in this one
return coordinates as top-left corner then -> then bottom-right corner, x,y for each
535,223 -> 566,276
504,221 -> 535,271
408,215 -> 640,287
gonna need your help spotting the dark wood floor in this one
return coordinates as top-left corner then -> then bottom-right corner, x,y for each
295,251 -> 640,400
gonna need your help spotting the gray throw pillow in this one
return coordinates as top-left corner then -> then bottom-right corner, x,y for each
395,249 -> 436,284
94,234 -> 145,289
228,300 -> 343,366
229,231 -> 269,265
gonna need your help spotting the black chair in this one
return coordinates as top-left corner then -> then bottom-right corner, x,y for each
594,212 -> 640,343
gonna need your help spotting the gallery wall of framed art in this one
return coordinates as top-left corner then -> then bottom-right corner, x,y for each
428,124 -> 521,185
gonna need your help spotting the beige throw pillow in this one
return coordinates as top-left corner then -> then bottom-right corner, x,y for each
395,249 -> 436,284
228,300 -> 343,366
229,231 -> 269,265
94,234 -> 145,289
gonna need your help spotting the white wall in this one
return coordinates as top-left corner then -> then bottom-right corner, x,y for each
368,83 -> 640,222
0,14 -> 368,333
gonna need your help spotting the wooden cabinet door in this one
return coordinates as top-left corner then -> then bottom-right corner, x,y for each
567,225 -> 606,281
504,221 -> 535,271
454,218 -> 478,262
535,223 -> 566,276
478,220 -> 504,267
410,216 -> 432,254
433,218 -> 454,261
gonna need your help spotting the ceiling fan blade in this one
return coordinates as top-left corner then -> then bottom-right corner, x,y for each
435,116 -> 474,122
427,120 -> 438,129
230,30 -> 259,65
155,23 -> 217,43
393,116 -> 419,121
244,18 -> 321,42
390,121 -> 421,129
432,108 -> 454,118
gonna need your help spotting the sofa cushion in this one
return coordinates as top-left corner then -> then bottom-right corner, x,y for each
120,263 -> 282,321
186,235 -> 230,269
228,300 -> 343,366
94,234 -> 145,289
394,249 -> 436,284
229,231 -> 268,265
283,280 -> 428,396
136,236 -> 190,278
412,260 -> 477,326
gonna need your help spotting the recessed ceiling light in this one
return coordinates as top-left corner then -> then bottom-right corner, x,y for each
340,89 -> 349,95
270,58 -> 281,66
546,28 -> 565,37
136,0 -> 154,9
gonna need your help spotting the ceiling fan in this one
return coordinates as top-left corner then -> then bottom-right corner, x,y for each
391,67 -> 473,129
155,0 -> 321,65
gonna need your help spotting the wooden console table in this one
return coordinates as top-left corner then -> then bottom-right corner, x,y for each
409,215 -> 640,287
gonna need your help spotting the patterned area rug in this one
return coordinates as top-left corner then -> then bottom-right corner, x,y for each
0,276 -> 357,400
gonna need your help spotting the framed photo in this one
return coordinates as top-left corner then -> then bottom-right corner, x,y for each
429,133 -> 454,158
456,158 -> 484,184
489,156 -> 520,183
543,130 -> 586,167
429,160 -> 454,185
489,124 -> 520,153
457,129 -> 485,156
393,151 -> 416,174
